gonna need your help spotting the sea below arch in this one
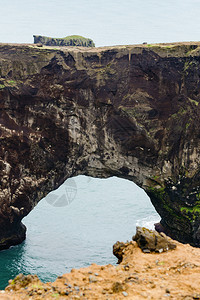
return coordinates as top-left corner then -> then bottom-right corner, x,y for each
0,175 -> 159,289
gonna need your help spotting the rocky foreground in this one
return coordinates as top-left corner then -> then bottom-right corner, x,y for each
1,228 -> 200,299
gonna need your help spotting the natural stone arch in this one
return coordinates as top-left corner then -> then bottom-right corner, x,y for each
0,43 -> 200,249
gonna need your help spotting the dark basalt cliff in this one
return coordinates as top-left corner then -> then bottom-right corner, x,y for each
0,42 -> 200,249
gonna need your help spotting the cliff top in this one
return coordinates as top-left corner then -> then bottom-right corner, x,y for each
1,41 -> 200,57
0,38 -> 200,250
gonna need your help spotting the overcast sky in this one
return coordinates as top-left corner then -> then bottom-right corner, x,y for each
1,0 -> 200,47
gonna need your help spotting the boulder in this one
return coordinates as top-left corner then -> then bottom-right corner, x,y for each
132,227 -> 177,253
113,241 -> 127,263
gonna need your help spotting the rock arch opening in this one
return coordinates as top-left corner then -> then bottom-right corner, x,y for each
0,176 -> 159,285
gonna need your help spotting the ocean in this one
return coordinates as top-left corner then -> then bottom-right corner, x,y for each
0,176 -> 159,289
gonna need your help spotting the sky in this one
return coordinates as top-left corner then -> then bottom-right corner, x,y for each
1,0 -> 200,47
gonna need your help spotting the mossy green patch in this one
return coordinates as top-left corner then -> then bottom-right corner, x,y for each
63,35 -> 88,40
147,186 -> 186,222
147,186 -> 166,199
7,80 -> 16,85
184,61 -> 193,75
144,44 -> 199,57
186,122 -> 190,129
189,98 -> 199,106
181,202 -> 200,215
170,107 -> 187,120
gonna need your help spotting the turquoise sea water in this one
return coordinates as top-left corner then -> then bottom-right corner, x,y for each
0,176 -> 159,289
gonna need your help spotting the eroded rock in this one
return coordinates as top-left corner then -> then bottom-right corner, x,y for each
113,241 -> 128,263
6,274 -> 40,291
133,227 -> 177,253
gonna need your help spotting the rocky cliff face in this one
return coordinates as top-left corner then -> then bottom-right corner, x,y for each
0,42 -> 200,248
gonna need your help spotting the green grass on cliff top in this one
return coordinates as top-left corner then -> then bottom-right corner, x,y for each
38,35 -> 92,41
63,35 -> 90,40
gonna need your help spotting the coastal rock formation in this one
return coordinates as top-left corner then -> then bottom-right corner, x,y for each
113,227 -> 176,263
33,35 -> 95,47
3,234 -> 200,299
132,226 -> 176,253
0,42 -> 200,248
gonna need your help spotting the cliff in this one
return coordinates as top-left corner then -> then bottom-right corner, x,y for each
2,229 -> 200,299
33,35 -> 95,47
0,42 -> 200,249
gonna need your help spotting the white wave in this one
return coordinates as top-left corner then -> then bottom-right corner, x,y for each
136,215 -> 160,230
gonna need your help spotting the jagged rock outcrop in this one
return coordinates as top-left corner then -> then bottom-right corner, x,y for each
0,42 -> 200,248
33,35 -> 95,47
113,227 -> 176,263
3,234 -> 200,299
132,226 -> 176,253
